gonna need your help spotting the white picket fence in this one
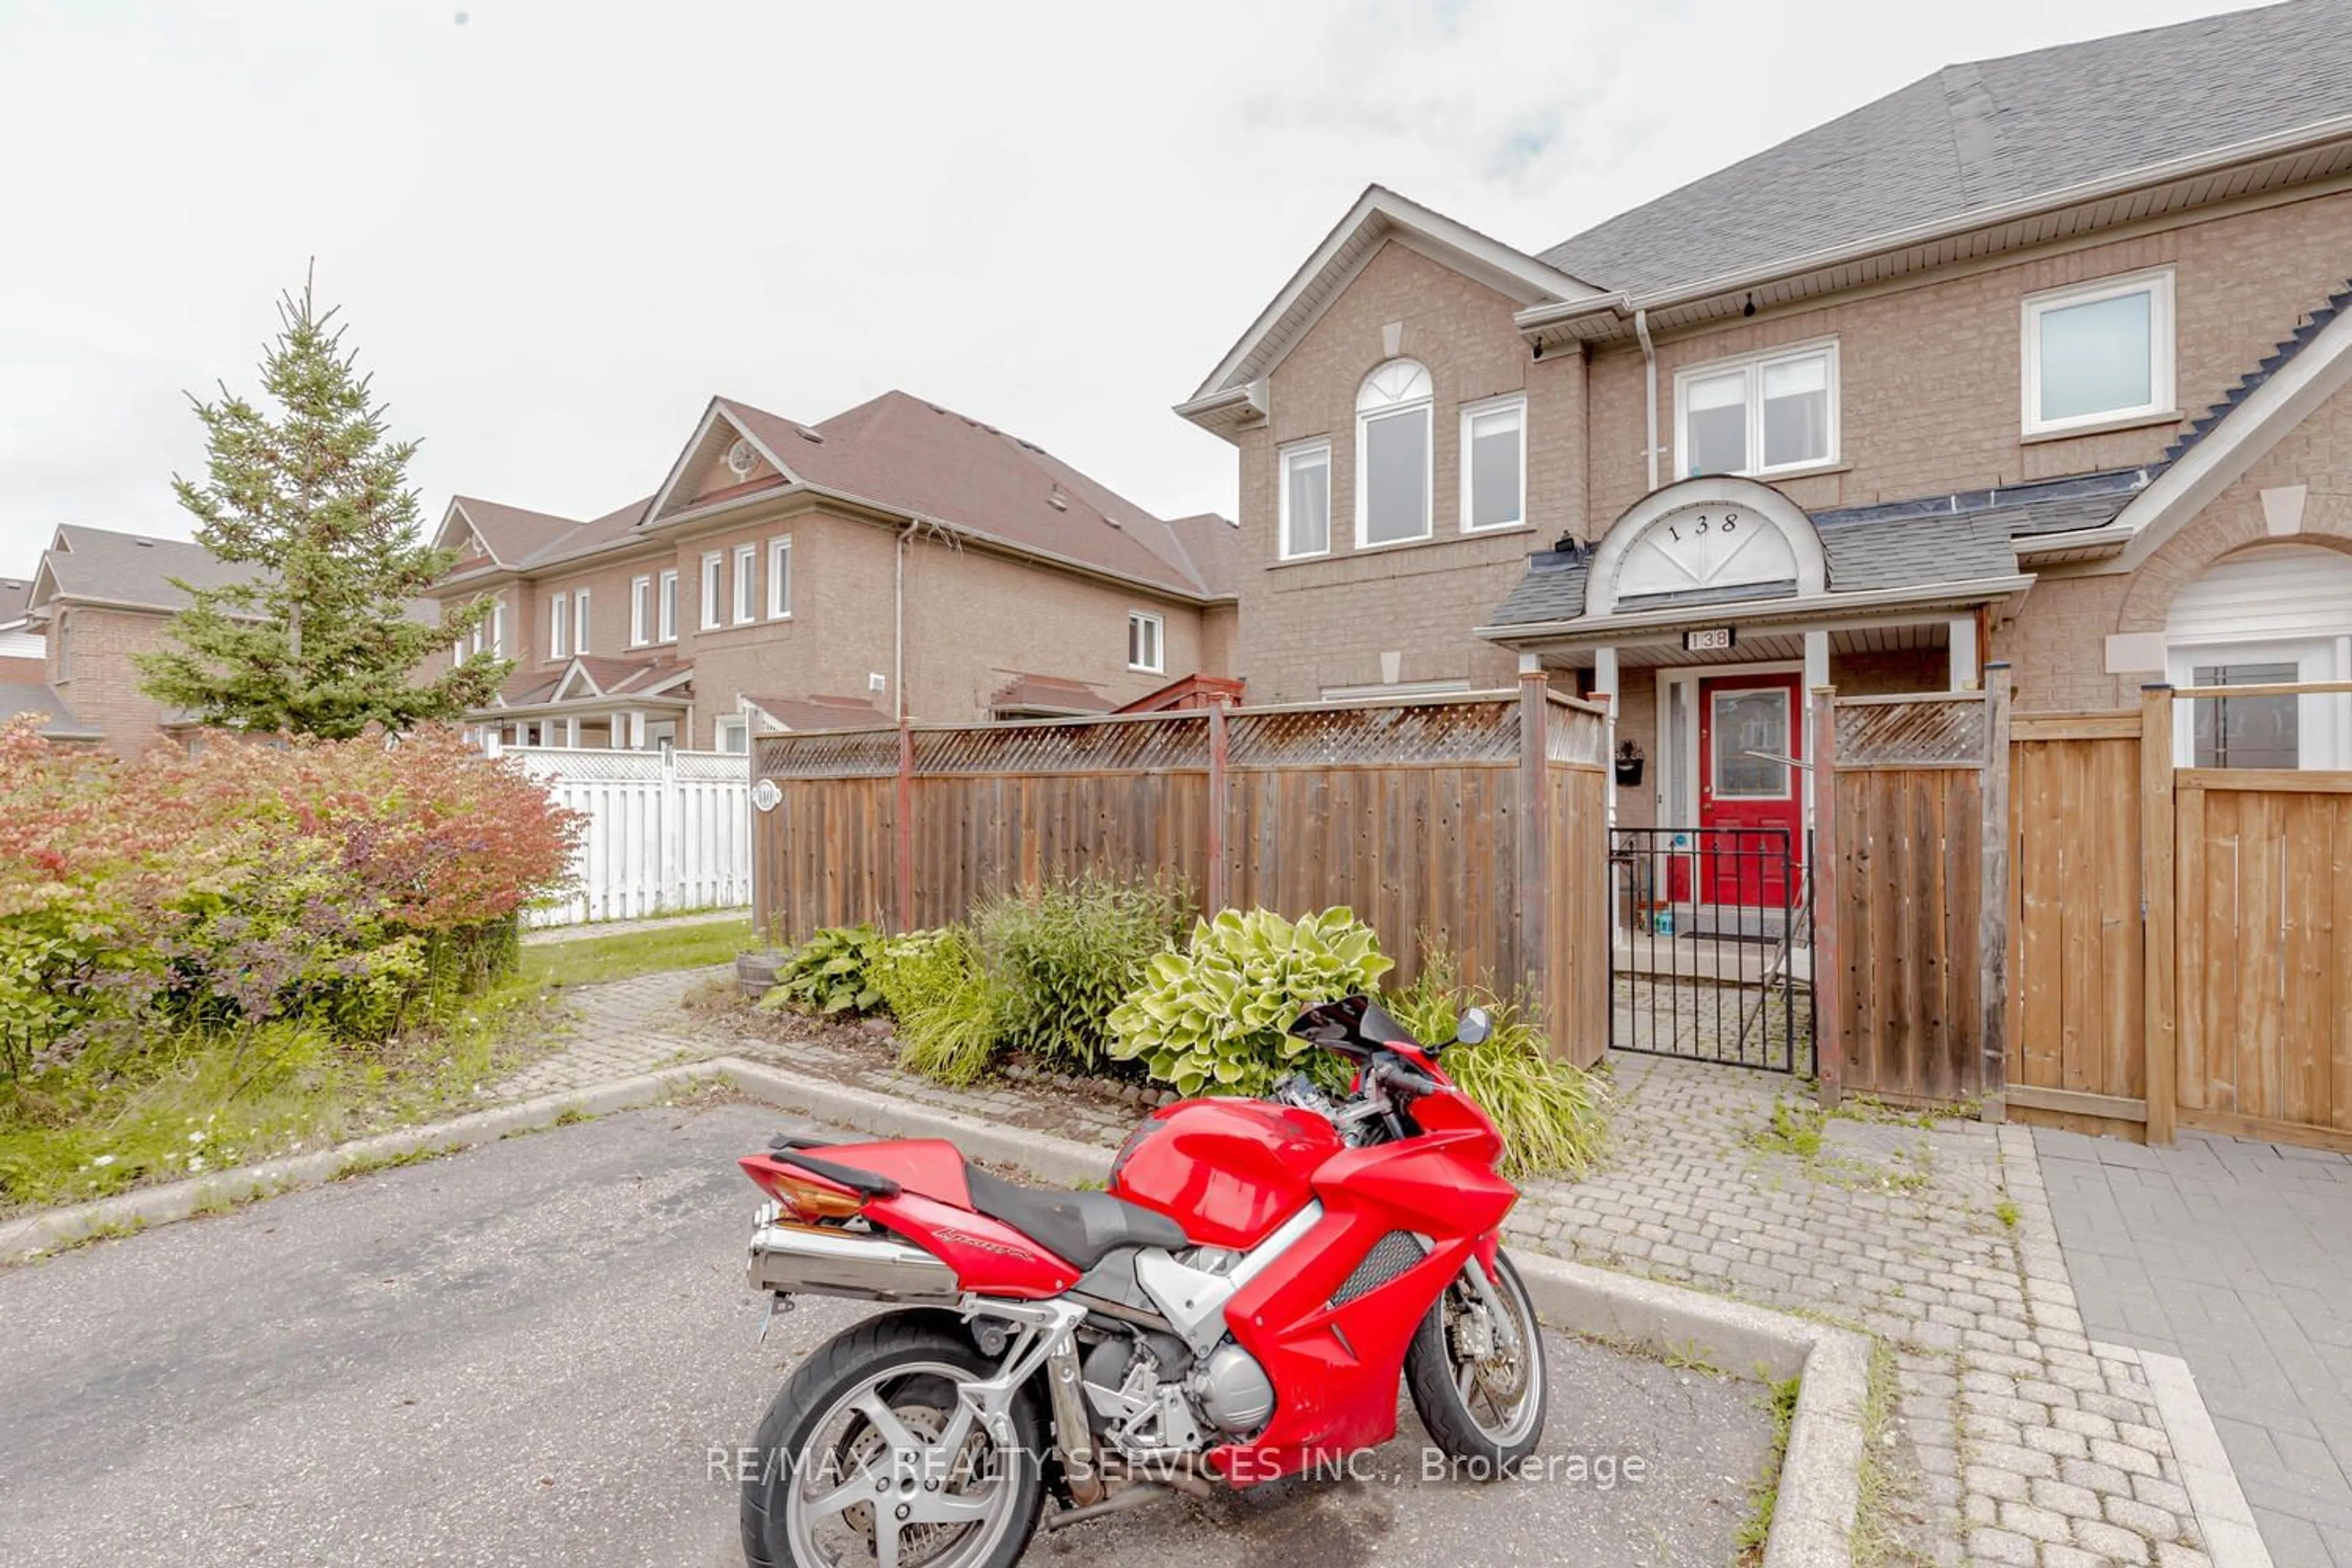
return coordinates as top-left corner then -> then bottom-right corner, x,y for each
496,744 -> 754,928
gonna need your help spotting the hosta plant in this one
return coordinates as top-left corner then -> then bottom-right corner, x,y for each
1107,907 -> 1394,1099
758,925 -> 888,1016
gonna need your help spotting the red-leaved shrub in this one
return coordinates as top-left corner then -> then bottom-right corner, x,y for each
0,721 -> 581,1076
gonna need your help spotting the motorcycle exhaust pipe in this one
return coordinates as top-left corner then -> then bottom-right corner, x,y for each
1042,1483 -> 1170,1531
746,1221 -> 960,1303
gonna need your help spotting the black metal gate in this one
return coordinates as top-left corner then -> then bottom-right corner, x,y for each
1607,827 -> 1816,1074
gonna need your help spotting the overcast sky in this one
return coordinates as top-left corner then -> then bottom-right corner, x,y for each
0,0 -> 2255,567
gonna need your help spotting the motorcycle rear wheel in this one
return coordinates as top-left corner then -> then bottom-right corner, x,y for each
1403,1248 -> 1548,1475
741,1311 -> 1046,1568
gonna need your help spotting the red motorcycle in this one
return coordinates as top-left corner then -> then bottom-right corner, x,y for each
734,994 -> 1547,1568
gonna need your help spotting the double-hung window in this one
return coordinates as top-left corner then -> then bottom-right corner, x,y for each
700,551 -> 723,630
1279,442 -> 1331,559
1675,341 -> 1838,478
767,536 -> 793,618
1355,359 -> 1433,548
733,544 -> 758,624
1461,396 -> 1526,531
548,593 -> 567,661
2022,269 -> 2174,436
1128,611 -> 1164,674
490,596 -> 505,657
657,569 -> 679,643
573,589 -> 590,655
630,576 -> 651,646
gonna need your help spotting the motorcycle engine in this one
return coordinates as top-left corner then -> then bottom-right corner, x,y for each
1080,1330 -> 1275,1453
1187,1341 -> 1276,1434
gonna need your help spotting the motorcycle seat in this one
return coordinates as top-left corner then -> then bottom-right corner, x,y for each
963,1165 -> 1188,1271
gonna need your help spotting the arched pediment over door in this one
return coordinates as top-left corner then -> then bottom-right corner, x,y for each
1584,475 -> 1828,617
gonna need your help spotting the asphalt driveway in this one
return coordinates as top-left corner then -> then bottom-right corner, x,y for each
0,1101 -> 1767,1567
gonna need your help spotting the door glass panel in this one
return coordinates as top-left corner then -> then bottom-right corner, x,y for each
1712,689 -> 1791,798
2192,663 -> 2299,769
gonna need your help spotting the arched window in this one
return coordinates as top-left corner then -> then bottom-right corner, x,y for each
1355,359 -> 1433,548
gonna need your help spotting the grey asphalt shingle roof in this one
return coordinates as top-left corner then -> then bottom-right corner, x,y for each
1484,472 -> 2143,630
0,680 -> 98,739
40,526 -> 255,611
1541,0 -> 2352,298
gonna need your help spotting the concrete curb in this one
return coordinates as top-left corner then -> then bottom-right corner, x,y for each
2105,1343 -> 2276,1568
1512,1252 -> 1867,1568
2,1054 -> 1869,1566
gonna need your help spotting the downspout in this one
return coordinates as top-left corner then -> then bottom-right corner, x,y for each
1634,307 -> 1659,493
894,519 -> 917,723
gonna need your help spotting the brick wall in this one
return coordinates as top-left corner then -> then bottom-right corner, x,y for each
1235,241 -> 1585,703
48,604 -> 177,757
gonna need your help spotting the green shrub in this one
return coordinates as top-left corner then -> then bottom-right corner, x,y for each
976,876 -> 1186,1072
758,924 -> 888,1016
872,929 -> 1003,1086
1107,908 -> 1394,1099
1385,949 -> 1608,1178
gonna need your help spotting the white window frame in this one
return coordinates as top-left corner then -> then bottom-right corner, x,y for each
1354,360 -> 1434,550
700,551 -> 723,631
733,544 -> 758,624
573,589 -> 590,655
1278,440 -> 1332,560
629,576 -> 650,646
1458,394 -> 1528,533
2021,268 -> 2176,437
490,596 -> 505,657
767,535 -> 793,619
1128,610 -> 1164,674
1672,338 -> 1840,480
548,592 -> 567,662
657,569 -> 679,643
715,715 -> 750,754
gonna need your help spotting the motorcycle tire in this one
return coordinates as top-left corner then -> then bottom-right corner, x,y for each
1403,1248 -> 1549,1477
741,1310 -> 1047,1568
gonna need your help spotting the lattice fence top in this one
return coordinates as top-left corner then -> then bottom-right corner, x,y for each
503,747 -> 666,783
913,714 -> 1212,776
1225,698 -> 1518,769
756,727 -> 902,780
674,752 -> 750,782
1834,693 -> 1989,767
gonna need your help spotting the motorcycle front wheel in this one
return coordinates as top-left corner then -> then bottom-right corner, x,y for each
741,1311 -> 1046,1568
1403,1248 -> 1548,1475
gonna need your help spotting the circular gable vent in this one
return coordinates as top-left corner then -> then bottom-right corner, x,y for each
725,437 -> 759,477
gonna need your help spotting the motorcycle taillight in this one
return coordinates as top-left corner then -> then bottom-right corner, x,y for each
745,1160 -> 867,1221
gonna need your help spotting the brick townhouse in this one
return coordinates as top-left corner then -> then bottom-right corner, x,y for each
1178,0 -> 2352,891
6,526 -> 258,753
432,389 -> 1239,750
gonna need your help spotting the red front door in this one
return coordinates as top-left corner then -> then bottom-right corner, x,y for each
1697,672 -> 1803,908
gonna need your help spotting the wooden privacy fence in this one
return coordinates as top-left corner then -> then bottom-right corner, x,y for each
752,684 -> 1613,1066
1813,673 -> 2011,1107
499,744 -> 753,927
1988,681 -> 2352,1153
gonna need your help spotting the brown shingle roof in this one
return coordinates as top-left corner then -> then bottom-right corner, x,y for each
1163,513 -> 1242,599
743,693 -> 889,731
450,497 -> 579,566
987,673 -> 1112,714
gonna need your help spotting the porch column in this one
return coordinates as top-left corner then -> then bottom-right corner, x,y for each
565,715 -> 581,748
628,710 -> 647,749
1593,646 -> 1620,829
1949,615 -> 1980,690
1803,630 -> 1830,831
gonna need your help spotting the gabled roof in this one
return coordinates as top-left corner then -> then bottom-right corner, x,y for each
29,526 -> 253,614
1181,184 -> 1602,422
440,497 -> 579,569
1162,513 -> 1242,600
1540,0 -> 2352,301
0,578 -> 31,626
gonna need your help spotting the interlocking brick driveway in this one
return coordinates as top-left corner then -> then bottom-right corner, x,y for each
2040,1126 -> 2352,1567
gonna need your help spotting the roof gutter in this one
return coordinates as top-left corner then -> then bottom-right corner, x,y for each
1513,111 -> 2352,339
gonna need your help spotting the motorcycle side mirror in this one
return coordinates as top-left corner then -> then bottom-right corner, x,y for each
1453,1006 -> 1493,1048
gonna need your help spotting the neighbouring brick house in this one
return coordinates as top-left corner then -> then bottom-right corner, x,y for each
433,390 -> 1239,750
10,526 -> 258,754
1178,0 -> 2352,872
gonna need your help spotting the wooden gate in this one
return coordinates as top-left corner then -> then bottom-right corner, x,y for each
2170,767 -> 2352,1145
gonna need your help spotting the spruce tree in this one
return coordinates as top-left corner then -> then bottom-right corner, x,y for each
138,268 -> 510,737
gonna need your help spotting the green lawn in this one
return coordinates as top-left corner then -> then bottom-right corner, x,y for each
518,918 -> 756,990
